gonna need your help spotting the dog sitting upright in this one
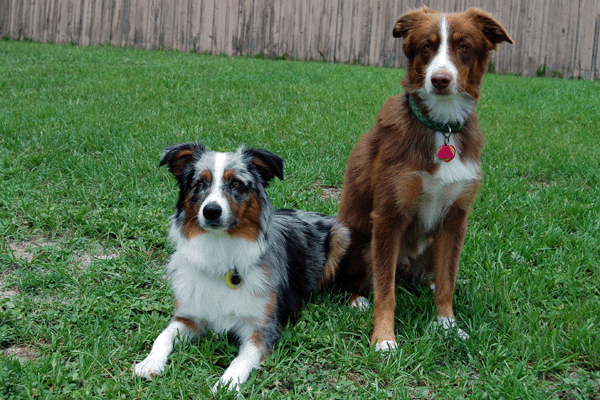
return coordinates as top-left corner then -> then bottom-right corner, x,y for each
337,7 -> 512,351
133,143 -> 350,392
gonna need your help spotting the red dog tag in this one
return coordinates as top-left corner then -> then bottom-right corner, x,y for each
437,144 -> 456,162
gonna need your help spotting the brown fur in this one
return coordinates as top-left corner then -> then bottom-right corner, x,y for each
337,7 -> 512,346
183,190 -> 206,239
319,222 -> 352,286
227,192 -> 263,241
173,316 -> 199,332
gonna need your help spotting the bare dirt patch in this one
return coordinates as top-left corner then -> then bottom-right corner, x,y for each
311,182 -> 342,201
0,288 -> 19,300
0,257 -> 20,300
529,179 -> 558,189
3,238 -> 120,300
8,237 -> 119,269
2,346 -> 40,362
76,251 -> 120,268
8,238 -> 59,264
319,187 -> 342,201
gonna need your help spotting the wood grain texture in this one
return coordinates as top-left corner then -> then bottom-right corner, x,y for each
1,0 -> 598,79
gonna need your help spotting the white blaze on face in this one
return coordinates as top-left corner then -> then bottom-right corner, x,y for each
198,152 -> 232,230
418,14 -> 474,124
424,15 -> 458,94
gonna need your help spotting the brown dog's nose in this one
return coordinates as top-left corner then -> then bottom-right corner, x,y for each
431,72 -> 452,90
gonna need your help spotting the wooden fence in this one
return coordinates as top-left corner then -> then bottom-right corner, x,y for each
1,0 -> 599,79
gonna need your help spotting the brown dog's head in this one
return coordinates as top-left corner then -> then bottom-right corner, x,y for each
393,7 -> 512,117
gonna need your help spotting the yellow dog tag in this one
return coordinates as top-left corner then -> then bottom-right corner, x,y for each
225,269 -> 243,289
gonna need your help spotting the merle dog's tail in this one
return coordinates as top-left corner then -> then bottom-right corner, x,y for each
319,222 -> 351,286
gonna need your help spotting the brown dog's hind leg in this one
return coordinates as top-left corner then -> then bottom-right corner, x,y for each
348,292 -> 370,309
336,229 -> 372,307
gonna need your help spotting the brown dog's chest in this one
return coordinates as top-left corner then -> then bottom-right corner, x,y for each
417,160 -> 480,229
398,158 -> 481,260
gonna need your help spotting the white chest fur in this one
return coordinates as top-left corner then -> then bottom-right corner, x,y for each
166,227 -> 271,340
417,136 -> 480,232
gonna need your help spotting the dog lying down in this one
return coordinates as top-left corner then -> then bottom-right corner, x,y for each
133,142 -> 350,392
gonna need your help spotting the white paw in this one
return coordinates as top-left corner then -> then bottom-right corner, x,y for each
350,296 -> 370,310
133,357 -> 166,379
375,340 -> 398,352
437,316 -> 470,340
454,327 -> 470,340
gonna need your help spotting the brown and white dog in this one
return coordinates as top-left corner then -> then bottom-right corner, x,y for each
336,7 -> 512,351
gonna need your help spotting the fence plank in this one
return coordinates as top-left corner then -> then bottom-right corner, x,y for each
579,0 -> 600,79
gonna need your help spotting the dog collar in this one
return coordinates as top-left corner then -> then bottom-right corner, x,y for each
225,269 -> 243,289
407,94 -> 463,133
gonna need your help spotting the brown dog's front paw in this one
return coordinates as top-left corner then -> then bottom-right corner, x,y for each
371,325 -> 397,351
437,316 -> 470,340
375,339 -> 398,352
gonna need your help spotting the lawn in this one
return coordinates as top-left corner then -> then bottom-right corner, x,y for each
1,40 -> 599,399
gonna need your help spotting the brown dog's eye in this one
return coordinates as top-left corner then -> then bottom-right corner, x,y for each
422,44 -> 432,51
458,44 -> 469,51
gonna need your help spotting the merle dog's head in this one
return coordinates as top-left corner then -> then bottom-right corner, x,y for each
160,143 -> 283,240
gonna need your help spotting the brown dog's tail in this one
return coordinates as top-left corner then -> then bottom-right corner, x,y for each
319,222 -> 351,286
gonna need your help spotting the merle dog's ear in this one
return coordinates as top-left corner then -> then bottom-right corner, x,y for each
159,142 -> 206,179
243,147 -> 284,186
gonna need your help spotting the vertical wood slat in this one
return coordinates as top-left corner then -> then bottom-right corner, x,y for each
593,6 -> 600,79
88,0 -> 101,46
2,0 -> 599,80
23,0 -> 32,39
298,0 -> 311,60
0,0 -> 10,38
175,0 -> 187,51
123,0 -> 134,47
32,0 -> 43,41
199,0 -> 213,53
578,0 -> 600,79
43,0 -> 55,43
271,0 -> 282,56
80,0 -> 91,46
110,0 -> 123,47
213,0 -> 228,55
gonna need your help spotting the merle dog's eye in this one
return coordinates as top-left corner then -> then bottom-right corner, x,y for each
197,179 -> 207,189
231,179 -> 244,189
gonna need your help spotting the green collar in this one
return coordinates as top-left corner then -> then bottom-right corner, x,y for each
407,94 -> 463,133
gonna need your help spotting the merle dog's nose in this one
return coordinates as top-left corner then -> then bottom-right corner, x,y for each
202,202 -> 222,221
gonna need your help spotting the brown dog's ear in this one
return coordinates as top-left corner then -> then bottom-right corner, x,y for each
393,6 -> 436,38
159,142 -> 206,179
465,8 -> 513,48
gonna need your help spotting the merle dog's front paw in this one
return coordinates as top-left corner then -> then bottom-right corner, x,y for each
133,357 -> 166,379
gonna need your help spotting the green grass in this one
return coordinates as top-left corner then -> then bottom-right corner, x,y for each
1,40 -> 599,399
